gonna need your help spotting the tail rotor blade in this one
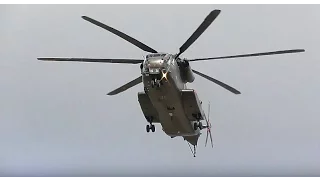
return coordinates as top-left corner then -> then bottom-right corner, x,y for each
208,102 -> 210,121
209,129 -> 214,148
205,129 -> 209,147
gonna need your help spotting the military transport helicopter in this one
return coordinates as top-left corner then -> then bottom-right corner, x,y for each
38,10 -> 305,157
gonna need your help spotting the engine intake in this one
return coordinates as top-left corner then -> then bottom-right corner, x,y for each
178,60 -> 195,83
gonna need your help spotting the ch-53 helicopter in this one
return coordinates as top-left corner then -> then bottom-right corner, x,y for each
38,9 -> 305,157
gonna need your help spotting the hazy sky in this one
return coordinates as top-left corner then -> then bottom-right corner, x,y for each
0,4 -> 319,176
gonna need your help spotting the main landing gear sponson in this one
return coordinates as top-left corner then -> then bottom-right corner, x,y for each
146,116 -> 156,133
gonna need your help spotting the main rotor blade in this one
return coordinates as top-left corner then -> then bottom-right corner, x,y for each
176,10 -> 221,58
188,49 -> 305,62
192,69 -> 241,94
82,16 -> 158,53
38,58 -> 143,64
107,76 -> 142,95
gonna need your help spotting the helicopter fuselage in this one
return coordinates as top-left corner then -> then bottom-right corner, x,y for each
139,53 -> 205,145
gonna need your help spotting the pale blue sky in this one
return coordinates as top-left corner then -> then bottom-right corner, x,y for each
0,4 -> 319,176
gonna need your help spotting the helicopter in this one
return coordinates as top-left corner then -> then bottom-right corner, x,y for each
38,9 -> 305,157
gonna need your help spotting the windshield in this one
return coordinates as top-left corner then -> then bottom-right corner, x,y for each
146,53 -> 166,59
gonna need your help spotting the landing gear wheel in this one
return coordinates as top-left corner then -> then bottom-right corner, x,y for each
151,81 -> 155,88
194,122 -> 198,130
194,122 -> 203,130
146,125 -> 150,132
151,124 -> 155,132
198,122 -> 203,129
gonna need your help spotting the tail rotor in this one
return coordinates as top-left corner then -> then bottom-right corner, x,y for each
204,102 -> 213,148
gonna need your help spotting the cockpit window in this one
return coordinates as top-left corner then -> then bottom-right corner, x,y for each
146,53 -> 166,59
